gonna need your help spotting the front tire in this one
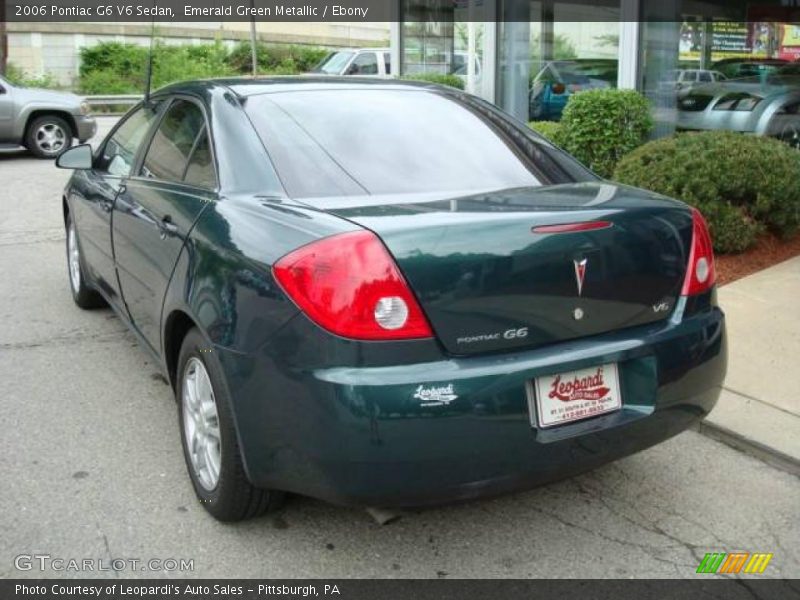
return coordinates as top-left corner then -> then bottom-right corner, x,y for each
177,328 -> 283,521
66,213 -> 105,309
26,115 -> 73,159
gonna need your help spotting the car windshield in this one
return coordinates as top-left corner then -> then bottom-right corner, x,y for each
245,89 -> 590,199
311,51 -> 355,75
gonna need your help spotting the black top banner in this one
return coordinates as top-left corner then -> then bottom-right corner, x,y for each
4,579 -> 800,600
2,0 -> 800,22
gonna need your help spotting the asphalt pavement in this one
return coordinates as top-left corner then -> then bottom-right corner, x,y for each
1,118 -> 799,579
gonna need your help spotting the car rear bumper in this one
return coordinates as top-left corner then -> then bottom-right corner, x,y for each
218,303 -> 726,508
74,115 -> 97,142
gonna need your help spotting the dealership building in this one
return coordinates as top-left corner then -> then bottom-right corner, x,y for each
2,0 -> 799,142
389,0 -> 800,139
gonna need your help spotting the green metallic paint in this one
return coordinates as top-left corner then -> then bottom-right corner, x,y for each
63,77 -> 727,508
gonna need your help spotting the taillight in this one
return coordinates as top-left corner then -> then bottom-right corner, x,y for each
681,208 -> 716,296
273,231 -> 433,340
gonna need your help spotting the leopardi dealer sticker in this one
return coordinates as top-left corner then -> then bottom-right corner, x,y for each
532,363 -> 622,428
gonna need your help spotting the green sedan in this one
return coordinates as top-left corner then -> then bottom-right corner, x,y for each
57,77 -> 726,521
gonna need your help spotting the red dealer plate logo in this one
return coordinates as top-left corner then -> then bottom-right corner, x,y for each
530,363 -> 622,428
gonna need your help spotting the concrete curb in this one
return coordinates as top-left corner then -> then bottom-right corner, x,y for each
693,420 -> 800,478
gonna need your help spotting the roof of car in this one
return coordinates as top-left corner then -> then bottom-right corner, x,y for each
154,76 -> 452,99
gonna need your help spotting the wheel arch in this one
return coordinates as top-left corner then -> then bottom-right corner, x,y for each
163,309 -> 198,391
25,109 -> 77,139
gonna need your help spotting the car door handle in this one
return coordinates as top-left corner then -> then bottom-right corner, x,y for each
158,215 -> 178,239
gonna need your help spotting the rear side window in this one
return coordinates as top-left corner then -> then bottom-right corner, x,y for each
141,99 -> 206,184
183,129 -> 216,189
245,89 -> 553,198
384,53 -> 391,75
97,104 -> 160,177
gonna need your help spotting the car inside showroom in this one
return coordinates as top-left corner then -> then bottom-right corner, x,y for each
394,0 -> 799,146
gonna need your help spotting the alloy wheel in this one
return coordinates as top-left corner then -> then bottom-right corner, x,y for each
67,221 -> 81,293
35,123 -> 66,155
182,357 -> 222,491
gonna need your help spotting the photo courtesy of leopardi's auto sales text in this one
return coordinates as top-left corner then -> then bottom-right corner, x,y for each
1,0 -> 799,598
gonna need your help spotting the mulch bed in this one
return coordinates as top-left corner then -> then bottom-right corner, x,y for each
716,232 -> 800,286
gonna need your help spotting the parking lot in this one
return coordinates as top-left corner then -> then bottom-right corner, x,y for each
1,117 -> 799,579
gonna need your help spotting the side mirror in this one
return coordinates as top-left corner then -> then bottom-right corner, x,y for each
346,64 -> 360,75
551,82 -> 567,95
56,144 -> 93,170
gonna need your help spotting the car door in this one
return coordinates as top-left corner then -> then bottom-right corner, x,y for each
0,78 -> 15,141
112,97 -> 217,353
69,103 -> 162,302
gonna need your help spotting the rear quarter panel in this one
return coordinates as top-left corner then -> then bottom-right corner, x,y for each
161,196 -> 360,355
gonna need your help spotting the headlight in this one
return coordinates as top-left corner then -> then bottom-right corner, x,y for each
79,101 -> 91,115
713,93 -> 762,111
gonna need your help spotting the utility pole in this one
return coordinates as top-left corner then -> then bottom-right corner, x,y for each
0,0 -> 8,76
249,0 -> 258,77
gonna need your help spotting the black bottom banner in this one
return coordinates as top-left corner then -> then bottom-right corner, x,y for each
4,579 -> 800,600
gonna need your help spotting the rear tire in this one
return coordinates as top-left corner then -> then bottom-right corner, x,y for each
25,115 -> 73,159
66,213 -> 105,309
177,327 -> 283,521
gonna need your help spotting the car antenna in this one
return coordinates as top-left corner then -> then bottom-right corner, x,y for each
143,5 -> 156,107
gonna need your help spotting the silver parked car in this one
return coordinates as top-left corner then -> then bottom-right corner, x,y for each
676,64 -> 800,149
0,75 -> 97,158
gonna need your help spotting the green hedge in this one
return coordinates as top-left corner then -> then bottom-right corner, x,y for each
400,73 -> 465,90
227,41 -> 329,75
77,40 -> 329,94
558,89 -> 652,177
528,121 -> 564,144
613,131 -> 800,253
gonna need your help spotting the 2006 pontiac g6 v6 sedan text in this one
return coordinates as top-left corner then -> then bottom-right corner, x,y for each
57,77 -> 726,521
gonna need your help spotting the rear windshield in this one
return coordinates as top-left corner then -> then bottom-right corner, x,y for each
245,88 -> 588,199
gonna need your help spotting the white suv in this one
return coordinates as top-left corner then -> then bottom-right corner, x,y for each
311,48 -> 392,77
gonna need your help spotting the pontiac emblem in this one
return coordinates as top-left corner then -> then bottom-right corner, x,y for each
574,258 -> 587,296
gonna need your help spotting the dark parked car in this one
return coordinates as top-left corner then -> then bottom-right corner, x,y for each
57,77 -> 726,521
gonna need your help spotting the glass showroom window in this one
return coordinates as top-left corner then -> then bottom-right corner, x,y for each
400,1 -> 490,98
496,1 -> 621,123
641,17 -> 800,146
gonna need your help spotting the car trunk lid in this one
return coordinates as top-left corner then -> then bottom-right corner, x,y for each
303,182 -> 693,355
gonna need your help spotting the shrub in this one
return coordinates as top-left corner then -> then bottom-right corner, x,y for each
558,88 -> 652,177
528,121 -> 564,144
613,131 -> 800,253
227,41 -> 328,74
401,73 -> 465,90
4,63 -> 61,89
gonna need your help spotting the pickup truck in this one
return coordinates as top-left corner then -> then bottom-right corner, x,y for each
0,75 -> 97,158
310,47 -> 482,84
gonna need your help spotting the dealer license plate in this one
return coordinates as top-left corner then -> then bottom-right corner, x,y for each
530,363 -> 622,428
